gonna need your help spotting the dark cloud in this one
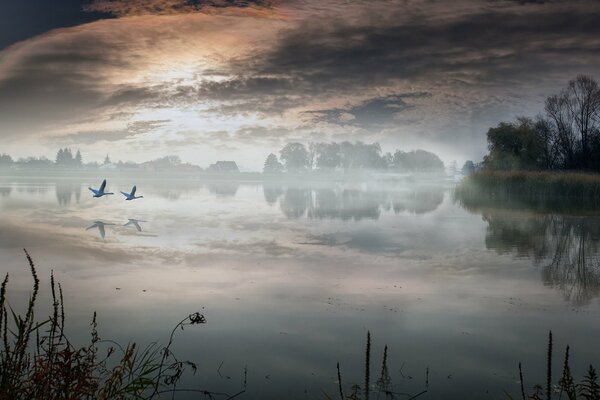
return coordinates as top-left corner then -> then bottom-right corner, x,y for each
256,2 -> 600,91
84,0 -> 279,16
307,92 -> 431,129
0,1 -> 110,51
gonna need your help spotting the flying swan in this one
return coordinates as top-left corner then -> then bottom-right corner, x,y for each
121,185 -> 143,201
88,179 -> 114,198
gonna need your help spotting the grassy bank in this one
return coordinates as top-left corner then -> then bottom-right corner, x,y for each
455,171 -> 600,213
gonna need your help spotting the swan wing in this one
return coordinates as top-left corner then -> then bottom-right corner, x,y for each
99,179 -> 106,192
131,186 -> 136,196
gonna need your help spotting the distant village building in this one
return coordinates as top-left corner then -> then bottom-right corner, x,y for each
207,161 -> 239,173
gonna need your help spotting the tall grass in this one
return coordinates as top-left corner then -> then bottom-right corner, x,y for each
515,331 -> 600,400
331,332 -> 427,400
0,249 -> 244,400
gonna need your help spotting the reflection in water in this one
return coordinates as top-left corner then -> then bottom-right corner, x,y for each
281,187 -> 312,219
482,211 -> 600,306
270,185 -> 444,220
0,187 -> 10,197
263,185 -> 283,205
86,221 -> 115,239
56,182 -> 81,206
123,219 -> 146,232
391,186 -> 444,214
19,186 -> 48,195
207,182 -> 239,197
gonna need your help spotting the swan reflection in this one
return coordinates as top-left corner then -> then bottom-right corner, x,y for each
86,221 -> 115,239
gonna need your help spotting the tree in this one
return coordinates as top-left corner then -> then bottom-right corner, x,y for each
337,141 -> 386,170
313,142 -> 341,170
55,149 -> 64,164
75,150 -> 82,166
263,153 -> 284,173
565,75 -> 600,168
462,160 -> 475,175
280,143 -> 310,172
393,149 -> 444,172
0,154 -> 13,166
482,118 -> 545,171
55,148 -> 75,166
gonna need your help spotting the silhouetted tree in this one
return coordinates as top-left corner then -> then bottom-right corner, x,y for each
565,75 -> 600,168
263,153 -> 284,173
483,75 -> 600,171
483,118 -> 546,170
280,143 -> 310,172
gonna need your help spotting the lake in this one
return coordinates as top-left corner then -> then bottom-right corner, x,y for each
1,177 -> 599,399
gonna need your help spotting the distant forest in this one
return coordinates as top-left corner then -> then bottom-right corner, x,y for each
482,75 -> 600,172
0,142 -> 446,174
264,141 -> 445,173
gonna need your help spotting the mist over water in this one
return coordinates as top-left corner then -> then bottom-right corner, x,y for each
1,177 -> 600,399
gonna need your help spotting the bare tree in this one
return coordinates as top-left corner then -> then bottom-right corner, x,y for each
564,75 -> 600,168
545,93 -> 576,168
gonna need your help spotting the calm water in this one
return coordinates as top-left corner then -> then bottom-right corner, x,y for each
1,178 -> 599,399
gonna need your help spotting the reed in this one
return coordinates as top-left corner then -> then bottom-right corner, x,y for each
365,331 -> 371,400
332,332 -> 427,400
516,331 -> 600,400
455,171 -> 600,213
0,249 -> 227,400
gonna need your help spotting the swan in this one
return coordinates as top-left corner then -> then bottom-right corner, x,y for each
86,221 -> 115,239
121,185 -> 143,201
123,218 -> 146,232
88,179 -> 114,198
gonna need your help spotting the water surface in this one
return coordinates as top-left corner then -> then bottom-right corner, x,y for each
1,178 -> 599,399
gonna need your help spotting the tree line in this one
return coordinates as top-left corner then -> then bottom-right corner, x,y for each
0,149 -> 200,172
264,141 -> 445,173
483,75 -> 600,171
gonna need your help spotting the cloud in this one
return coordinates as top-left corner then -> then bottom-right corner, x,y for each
52,119 -> 171,145
1,0 -> 600,166
84,0 -> 279,17
306,92 -> 431,129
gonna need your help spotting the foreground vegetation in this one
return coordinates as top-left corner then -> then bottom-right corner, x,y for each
0,250 -> 246,400
515,332 -> 600,400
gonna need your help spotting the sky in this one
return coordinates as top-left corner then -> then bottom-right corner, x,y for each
1,0 -> 599,170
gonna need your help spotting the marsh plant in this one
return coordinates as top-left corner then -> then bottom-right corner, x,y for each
0,249 -> 235,400
514,331 -> 600,400
330,331 -> 427,400
455,171 -> 600,210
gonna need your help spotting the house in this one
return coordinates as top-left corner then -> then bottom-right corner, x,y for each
207,161 -> 239,173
